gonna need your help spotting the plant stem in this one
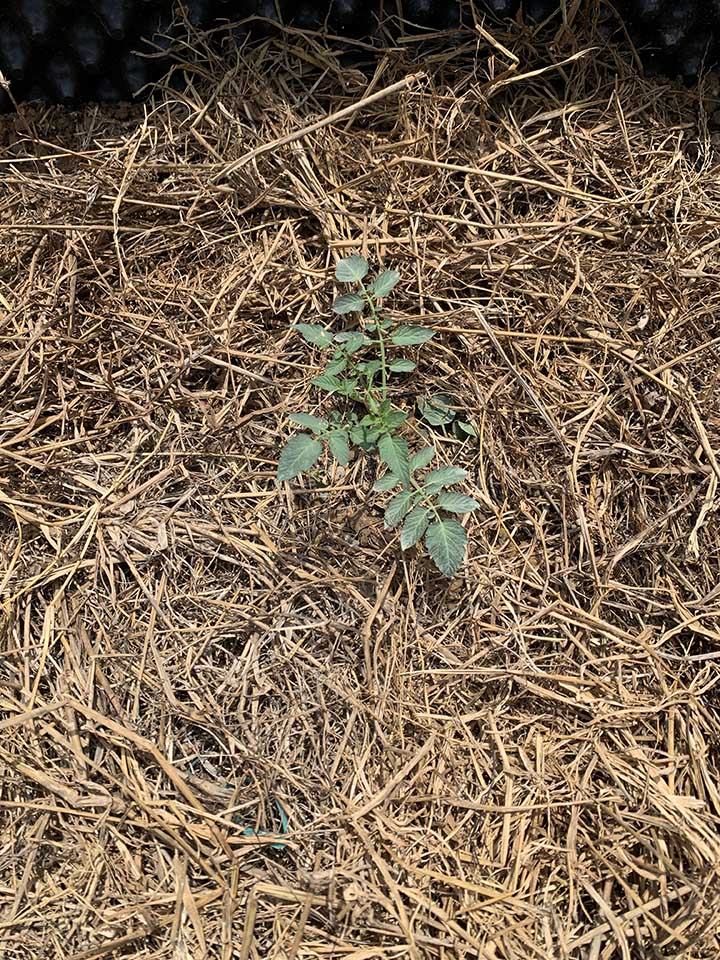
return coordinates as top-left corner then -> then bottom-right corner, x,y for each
410,475 -> 442,521
360,283 -> 388,402
376,322 -> 388,402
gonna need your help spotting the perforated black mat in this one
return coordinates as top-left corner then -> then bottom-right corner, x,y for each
0,1 -> 717,107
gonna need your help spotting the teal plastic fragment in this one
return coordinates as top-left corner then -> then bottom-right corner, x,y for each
237,798 -> 289,850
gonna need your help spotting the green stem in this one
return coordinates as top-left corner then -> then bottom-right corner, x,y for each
376,322 -> 388,402
410,475 -> 442,521
360,282 -> 388,403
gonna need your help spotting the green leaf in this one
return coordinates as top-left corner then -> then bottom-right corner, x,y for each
333,293 -> 365,315
337,379 -> 359,397
277,434 -> 323,481
295,324 -> 334,347
424,466 -> 468,489
384,491 -> 414,529
422,408 -> 452,427
324,357 -> 347,375
388,359 -> 416,373
373,473 -> 401,492
327,430 -> 350,466
457,421 -> 477,437
357,360 -> 382,377
351,425 -> 381,451
385,410 -> 408,430
425,519 -> 468,576
346,339 -> 368,356
400,506 -> 430,549
391,326 -> 435,346
359,413 -> 380,426
287,413 -> 328,433
410,446 -> 436,473
335,331 -> 369,354
378,434 -> 410,488
371,270 -> 400,298
312,372 -> 342,393
335,255 -> 368,283
435,492 -> 481,514
419,395 -> 455,427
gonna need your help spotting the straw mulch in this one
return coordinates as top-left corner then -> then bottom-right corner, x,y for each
2,8 -> 720,958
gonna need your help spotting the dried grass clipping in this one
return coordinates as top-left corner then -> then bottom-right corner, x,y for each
2,8 -> 720,959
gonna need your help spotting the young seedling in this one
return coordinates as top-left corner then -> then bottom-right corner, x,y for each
277,254 -> 479,576
418,392 -> 477,439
